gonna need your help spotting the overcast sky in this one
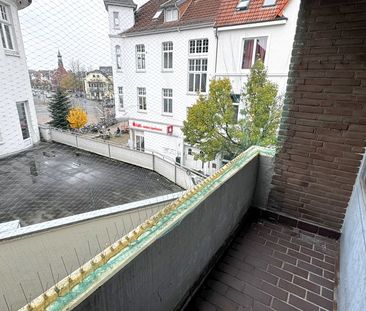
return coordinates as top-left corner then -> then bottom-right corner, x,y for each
19,0 -> 148,71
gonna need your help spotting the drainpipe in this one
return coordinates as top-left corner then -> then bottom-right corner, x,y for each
214,27 -> 218,78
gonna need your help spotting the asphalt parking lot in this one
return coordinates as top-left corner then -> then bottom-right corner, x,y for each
0,142 -> 182,226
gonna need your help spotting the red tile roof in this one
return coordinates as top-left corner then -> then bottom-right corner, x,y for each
124,0 -> 220,34
216,0 -> 290,27
123,0 -> 290,34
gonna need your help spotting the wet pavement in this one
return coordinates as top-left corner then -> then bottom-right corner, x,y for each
0,142 -> 182,226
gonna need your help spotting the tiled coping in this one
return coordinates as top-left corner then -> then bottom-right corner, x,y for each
19,146 -> 275,311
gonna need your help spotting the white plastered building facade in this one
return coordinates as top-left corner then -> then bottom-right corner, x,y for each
0,0 -> 40,158
105,0 -> 300,174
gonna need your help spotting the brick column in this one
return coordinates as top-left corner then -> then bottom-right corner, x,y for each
269,0 -> 366,231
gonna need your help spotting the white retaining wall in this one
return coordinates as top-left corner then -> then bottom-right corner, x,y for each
44,127 -> 196,189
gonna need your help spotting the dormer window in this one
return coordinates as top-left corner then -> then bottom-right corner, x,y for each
263,0 -> 276,6
165,8 -> 178,22
237,0 -> 249,10
153,10 -> 163,19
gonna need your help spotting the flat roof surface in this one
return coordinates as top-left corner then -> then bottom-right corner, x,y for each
0,142 -> 182,226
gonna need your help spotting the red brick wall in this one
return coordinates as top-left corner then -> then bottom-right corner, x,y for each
268,0 -> 366,231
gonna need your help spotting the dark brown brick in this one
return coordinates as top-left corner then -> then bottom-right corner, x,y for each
309,274 -> 334,290
298,260 -> 323,277
267,266 -> 293,282
293,276 -> 321,294
253,301 -> 272,311
272,298 -> 300,311
321,287 -> 333,300
273,251 -> 297,265
289,294 -> 319,311
280,239 -> 301,252
307,291 -> 333,310
278,279 -> 306,298
211,271 -> 244,292
287,247 -> 311,262
243,284 -> 272,306
225,288 -> 253,308
261,281 -> 288,301
311,258 -> 335,272
283,263 -> 309,279
204,290 -> 238,311
189,220 -> 337,311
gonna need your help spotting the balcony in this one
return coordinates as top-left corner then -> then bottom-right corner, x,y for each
18,143 -> 357,311
13,0 -> 366,310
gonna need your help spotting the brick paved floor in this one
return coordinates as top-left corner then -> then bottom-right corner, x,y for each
188,220 -> 339,311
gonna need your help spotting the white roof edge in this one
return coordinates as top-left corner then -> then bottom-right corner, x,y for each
0,191 -> 185,241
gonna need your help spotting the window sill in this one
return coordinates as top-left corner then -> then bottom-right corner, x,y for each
5,50 -> 20,57
162,113 -> 173,117
136,70 -> 146,73
162,69 -> 173,73
187,92 -> 207,96
116,69 -> 123,73
137,110 -> 147,113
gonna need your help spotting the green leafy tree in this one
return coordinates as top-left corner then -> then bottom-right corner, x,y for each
182,79 -> 242,162
240,59 -> 281,150
48,88 -> 71,129
182,59 -> 281,162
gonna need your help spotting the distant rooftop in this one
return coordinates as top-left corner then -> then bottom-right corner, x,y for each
0,142 -> 181,226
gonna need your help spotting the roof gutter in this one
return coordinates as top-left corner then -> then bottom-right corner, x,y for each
216,18 -> 287,32
118,22 -> 215,38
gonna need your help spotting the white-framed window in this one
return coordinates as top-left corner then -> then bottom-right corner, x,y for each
137,87 -> 146,111
237,0 -> 250,10
188,39 -> 208,93
162,41 -> 173,70
135,134 -> 145,151
118,86 -> 123,109
115,45 -> 121,70
263,0 -> 276,6
188,59 -> 208,93
136,44 -> 146,71
162,88 -> 173,114
165,8 -> 178,22
16,101 -> 30,140
0,3 -> 15,51
189,39 -> 209,54
113,12 -> 120,28
241,37 -> 268,69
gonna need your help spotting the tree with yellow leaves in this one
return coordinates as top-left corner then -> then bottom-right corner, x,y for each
67,107 -> 88,129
